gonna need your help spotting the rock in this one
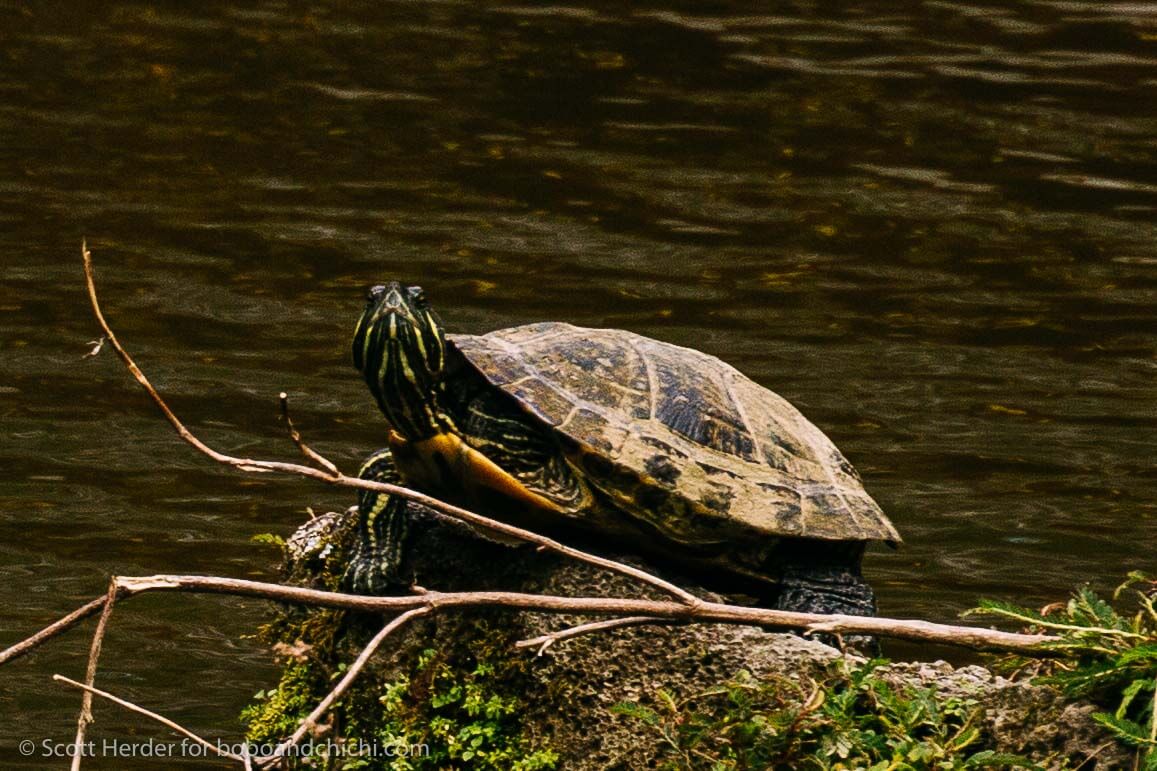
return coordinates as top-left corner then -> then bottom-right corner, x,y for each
266,508 -> 1130,769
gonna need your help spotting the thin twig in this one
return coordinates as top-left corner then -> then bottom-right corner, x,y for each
70,580 -> 119,771
54,674 -> 246,763
81,241 -> 267,474
260,608 -> 430,768
1072,741 -> 1117,771
0,595 -> 106,666
81,243 -> 700,606
279,392 -> 339,477
516,616 -> 680,655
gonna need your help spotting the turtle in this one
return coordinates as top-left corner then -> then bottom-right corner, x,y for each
344,282 -> 900,617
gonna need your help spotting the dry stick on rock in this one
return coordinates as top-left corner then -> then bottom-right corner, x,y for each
516,616 -> 682,655
54,675 -> 247,764
80,242 -> 701,608
258,608 -> 430,767
2,575 -> 1061,682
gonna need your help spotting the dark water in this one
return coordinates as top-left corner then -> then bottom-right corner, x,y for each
2,0 -> 1155,764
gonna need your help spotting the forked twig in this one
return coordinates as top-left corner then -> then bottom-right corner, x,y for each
54,674 -> 246,763
53,605 -> 428,769
80,242 -> 700,607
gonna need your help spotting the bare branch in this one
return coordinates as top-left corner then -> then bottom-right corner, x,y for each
0,596 -> 107,666
260,608 -> 429,767
0,572 -> 1061,670
69,580 -> 120,771
66,574 -> 1056,654
81,241 -> 264,474
54,674 -> 246,764
80,243 -> 700,606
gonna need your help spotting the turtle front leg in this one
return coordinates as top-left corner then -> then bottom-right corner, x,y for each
343,448 -> 411,594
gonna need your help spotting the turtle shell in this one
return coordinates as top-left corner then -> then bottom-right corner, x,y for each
449,322 -> 899,546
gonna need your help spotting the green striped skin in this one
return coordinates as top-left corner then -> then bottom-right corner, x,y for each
345,448 -> 409,592
346,283 -> 583,593
348,282 -> 440,591
352,283 -> 448,441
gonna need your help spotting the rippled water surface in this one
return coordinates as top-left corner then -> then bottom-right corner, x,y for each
2,1 -> 1155,763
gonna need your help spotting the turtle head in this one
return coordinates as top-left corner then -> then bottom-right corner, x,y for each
353,282 -> 448,439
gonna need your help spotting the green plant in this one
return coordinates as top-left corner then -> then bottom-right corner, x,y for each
251,532 -> 287,548
613,662 -> 1036,770
363,645 -> 558,770
971,571 -> 1157,769
241,659 -> 321,746
243,614 -> 557,770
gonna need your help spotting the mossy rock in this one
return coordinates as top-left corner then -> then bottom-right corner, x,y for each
243,508 -> 1130,769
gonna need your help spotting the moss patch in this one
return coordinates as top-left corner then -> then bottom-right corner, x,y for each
243,612 -> 557,769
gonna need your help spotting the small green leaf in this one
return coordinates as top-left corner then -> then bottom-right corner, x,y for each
1093,712 -> 1152,746
1116,678 -> 1150,719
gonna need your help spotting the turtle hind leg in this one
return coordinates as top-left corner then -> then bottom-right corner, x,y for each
771,540 -> 880,654
343,448 -> 411,595
774,563 -> 877,617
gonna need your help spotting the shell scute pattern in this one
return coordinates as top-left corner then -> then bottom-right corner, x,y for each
502,375 -> 573,425
449,323 -> 900,545
651,352 -> 759,462
641,435 -> 689,461
644,454 -> 682,485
